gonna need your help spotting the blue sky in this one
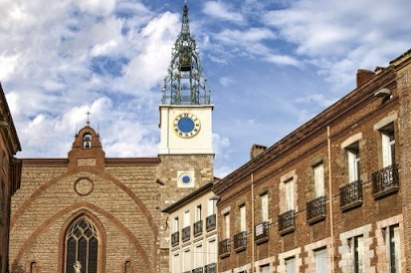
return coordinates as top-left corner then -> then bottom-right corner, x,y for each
1,0 -> 411,177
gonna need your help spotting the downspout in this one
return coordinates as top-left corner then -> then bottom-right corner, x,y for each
327,126 -> 335,273
251,173 -> 255,273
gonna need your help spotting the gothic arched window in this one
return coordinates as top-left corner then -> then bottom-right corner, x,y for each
65,217 -> 98,273
82,134 -> 92,149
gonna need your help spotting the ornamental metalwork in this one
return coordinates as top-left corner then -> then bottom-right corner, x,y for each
372,164 -> 399,199
193,219 -> 203,237
162,3 -> 211,105
254,221 -> 269,244
306,196 -> 326,224
182,226 -> 191,242
278,210 -> 295,235
340,180 -> 363,211
206,214 -> 216,231
218,239 -> 230,258
192,267 -> 204,273
233,231 -> 247,252
171,231 -> 179,246
204,263 -> 217,273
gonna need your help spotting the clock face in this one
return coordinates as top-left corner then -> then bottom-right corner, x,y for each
174,113 -> 201,138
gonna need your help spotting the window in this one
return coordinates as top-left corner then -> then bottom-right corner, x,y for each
347,144 -> 360,182
313,164 -> 325,197
208,239 -> 217,264
350,236 -> 364,273
30,262 -> 36,273
285,256 -> 296,273
285,179 -> 294,211
183,248 -> 191,272
65,217 -> 98,273
261,193 -> 268,222
195,244 -> 203,268
196,205 -> 202,221
240,205 -> 246,232
260,264 -> 270,273
173,217 -> 179,233
224,213 -> 230,239
314,248 -> 328,273
184,211 -> 190,228
385,225 -> 401,273
124,261 -> 131,273
172,253 -> 179,273
381,127 -> 395,167
208,199 -> 216,216
82,134 -> 92,149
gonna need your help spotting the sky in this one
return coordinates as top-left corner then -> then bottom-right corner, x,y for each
1,0 -> 411,178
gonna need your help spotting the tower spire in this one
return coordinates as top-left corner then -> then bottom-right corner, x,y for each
162,1 -> 210,105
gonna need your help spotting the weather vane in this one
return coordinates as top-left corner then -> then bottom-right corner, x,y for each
86,111 -> 91,126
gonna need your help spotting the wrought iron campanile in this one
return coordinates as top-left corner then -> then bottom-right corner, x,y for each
162,3 -> 210,105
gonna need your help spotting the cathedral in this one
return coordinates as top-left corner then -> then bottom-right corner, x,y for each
9,3 -> 213,273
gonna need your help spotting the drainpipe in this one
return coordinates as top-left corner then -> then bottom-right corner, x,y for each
327,126 -> 335,273
251,173 -> 255,273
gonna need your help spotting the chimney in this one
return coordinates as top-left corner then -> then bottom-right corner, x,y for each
250,144 -> 267,160
356,69 -> 375,87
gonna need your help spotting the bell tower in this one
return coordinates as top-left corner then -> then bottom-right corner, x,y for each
159,2 -> 213,155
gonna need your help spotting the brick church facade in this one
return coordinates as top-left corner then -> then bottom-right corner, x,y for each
8,3 -> 214,273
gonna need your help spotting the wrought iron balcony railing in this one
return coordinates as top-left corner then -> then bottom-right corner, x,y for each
233,231 -> 247,252
171,231 -> 179,246
218,239 -> 230,258
204,263 -> 217,273
182,226 -> 191,242
278,210 -> 295,235
192,267 -> 204,273
194,220 -> 203,237
372,164 -> 399,199
340,180 -> 363,211
254,221 -> 269,244
206,214 -> 216,231
306,196 -> 326,224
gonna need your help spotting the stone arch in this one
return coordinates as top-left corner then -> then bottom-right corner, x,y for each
58,209 -> 106,273
13,202 -> 154,273
11,167 -> 158,237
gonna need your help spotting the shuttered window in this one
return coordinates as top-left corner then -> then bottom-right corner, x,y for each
65,217 -> 98,273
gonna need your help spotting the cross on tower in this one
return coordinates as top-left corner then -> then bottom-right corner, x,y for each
86,111 -> 91,126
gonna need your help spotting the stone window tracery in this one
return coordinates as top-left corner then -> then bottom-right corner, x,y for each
65,217 -> 98,273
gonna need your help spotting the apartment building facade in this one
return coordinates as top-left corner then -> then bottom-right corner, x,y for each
0,83 -> 22,273
163,181 -> 218,273
213,48 -> 411,273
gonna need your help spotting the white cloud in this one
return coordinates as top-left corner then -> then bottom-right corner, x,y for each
219,77 -> 235,87
263,0 -> 411,91
203,1 -> 245,24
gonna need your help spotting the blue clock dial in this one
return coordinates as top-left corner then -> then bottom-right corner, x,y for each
174,113 -> 201,138
178,117 -> 195,133
182,175 -> 191,183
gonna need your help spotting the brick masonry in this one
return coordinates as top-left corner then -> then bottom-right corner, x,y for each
213,49 -> 411,272
9,126 -> 213,273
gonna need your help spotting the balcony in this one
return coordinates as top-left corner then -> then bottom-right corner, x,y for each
254,221 -> 269,244
372,164 -> 399,199
218,239 -> 230,258
192,267 -> 204,273
278,210 -> 295,235
340,180 -> 363,211
206,214 -> 216,231
204,263 -> 217,273
194,220 -> 203,237
171,231 -> 179,246
182,226 -> 191,242
306,196 -> 326,224
233,231 -> 247,252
